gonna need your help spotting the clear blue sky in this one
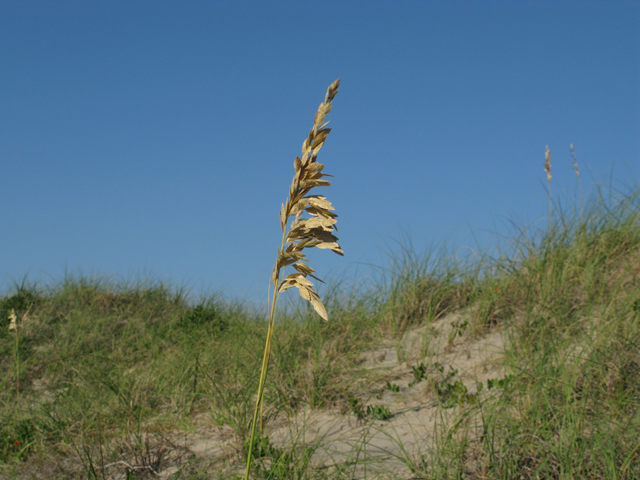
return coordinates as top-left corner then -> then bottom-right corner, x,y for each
2,1 -> 638,305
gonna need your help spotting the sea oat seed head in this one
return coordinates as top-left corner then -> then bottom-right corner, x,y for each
570,144 -> 580,177
273,79 -> 342,320
544,145 -> 552,182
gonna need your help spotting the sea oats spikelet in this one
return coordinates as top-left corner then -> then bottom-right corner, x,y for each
544,145 -> 552,182
272,78 -> 343,320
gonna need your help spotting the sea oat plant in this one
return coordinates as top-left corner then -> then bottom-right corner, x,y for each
544,145 -> 553,232
570,143 -> 583,216
244,79 -> 343,479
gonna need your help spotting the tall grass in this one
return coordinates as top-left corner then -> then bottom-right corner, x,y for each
472,182 -> 640,479
244,79 -> 343,479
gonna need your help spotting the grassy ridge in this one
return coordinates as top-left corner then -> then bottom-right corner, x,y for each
1,181 -> 639,479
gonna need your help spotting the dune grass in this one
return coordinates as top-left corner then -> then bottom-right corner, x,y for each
1,170 -> 638,479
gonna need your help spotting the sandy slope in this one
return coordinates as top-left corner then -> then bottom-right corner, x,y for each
158,311 -> 508,479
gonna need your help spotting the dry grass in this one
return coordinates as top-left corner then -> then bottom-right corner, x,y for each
244,79 -> 344,479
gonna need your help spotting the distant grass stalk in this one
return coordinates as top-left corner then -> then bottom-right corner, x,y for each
570,143 -> 583,217
8,309 -> 22,401
544,145 -> 553,234
244,79 -> 343,480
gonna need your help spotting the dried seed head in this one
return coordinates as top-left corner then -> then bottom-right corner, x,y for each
273,79 -> 342,320
544,145 -> 552,182
570,144 -> 580,177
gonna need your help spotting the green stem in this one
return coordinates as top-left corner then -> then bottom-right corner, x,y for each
15,328 -> 19,402
244,228 -> 288,480
548,179 -> 553,239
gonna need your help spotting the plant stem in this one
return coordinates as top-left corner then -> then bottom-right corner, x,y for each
244,228 -> 287,480
15,328 -> 20,402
